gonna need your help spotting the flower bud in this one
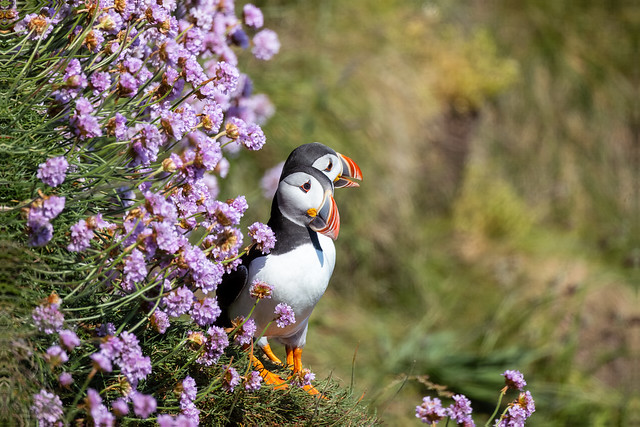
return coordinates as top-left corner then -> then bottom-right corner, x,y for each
225,122 -> 239,139
47,292 -> 61,305
162,158 -> 176,172
187,331 -> 205,347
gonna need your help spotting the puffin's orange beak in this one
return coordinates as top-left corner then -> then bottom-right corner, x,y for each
334,153 -> 363,188
308,189 -> 340,240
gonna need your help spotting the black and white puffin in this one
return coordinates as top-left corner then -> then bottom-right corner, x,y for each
216,165 -> 339,393
215,144 -> 361,393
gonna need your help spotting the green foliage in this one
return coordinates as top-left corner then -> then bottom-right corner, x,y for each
426,27 -> 520,114
453,164 -> 535,241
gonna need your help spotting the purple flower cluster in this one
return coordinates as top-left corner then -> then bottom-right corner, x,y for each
233,317 -> 257,345
91,331 -> 152,387
132,392 -> 157,419
122,249 -> 148,292
190,297 -> 221,327
260,161 -> 284,199
32,301 -> 64,334
59,329 -> 80,351
249,279 -> 273,299
517,391 -> 536,417
31,389 -> 63,425
67,214 -> 112,252
226,117 -> 266,150
162,286 -> 194,318
197,326 -> 229,366
70,97 -> 102,140
252,29 -> 280,60
27,194 -> 65,247
293,369 -> 316,388
177,376 -> 200,424
244,370 -> 263,391
205,226 -> 244,270
97,322 -> 116,337
243,4 -> 264,29
45,345 -> 68,367
502,369 -> 527,391
495,373 -> 536,427
15,12 -> 55,40
112,399 -> 129,417
416,396 -> 447,424
59,372 -> 74,387
129,123 -> 162,166
274,303 -> 296,328
415,394 -> 475,426
222,365 -> 241,392
37,156 -> 69,187
151,309 -> 170,334
495,401 -> 530,426
447,394 -> 475,426
86,388 -> 116,426
248,222 -> 276,253
183,245 -> 225,293
67,220 -> 92,252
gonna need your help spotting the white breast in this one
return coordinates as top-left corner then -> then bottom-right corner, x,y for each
229,235 -> 336,340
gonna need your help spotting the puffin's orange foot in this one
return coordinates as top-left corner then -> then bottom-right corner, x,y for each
250,353 -> 289,390
261,370 -> 289,390
281,346 -> 327,398
288,369 -> 327,399
301,383 -> 325,397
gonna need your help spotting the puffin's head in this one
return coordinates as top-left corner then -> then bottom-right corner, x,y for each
276,166 -> 340,240
281,142 -> 363,189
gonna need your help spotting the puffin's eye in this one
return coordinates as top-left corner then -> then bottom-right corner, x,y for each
324,160 -> 333,172
300,181 -> 311,193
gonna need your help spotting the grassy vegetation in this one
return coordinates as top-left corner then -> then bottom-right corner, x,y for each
221,0 -> 637,425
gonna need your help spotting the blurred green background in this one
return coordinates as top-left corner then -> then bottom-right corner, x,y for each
223,0 -> 638,425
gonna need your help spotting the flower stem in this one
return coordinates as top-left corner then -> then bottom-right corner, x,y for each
485,390 -> 506,427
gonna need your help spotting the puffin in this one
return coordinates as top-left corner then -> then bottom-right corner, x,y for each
279,142 -> 363,189
216,144 -> 361,393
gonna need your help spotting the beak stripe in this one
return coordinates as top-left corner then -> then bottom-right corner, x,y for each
338,153 -> 363,181
335,153 -> 363,188
310,191 -> 340,240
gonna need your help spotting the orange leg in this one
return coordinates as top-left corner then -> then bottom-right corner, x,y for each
261,343 -> 283,365
292,347 -> 303,374
285,346 -> 324,397
285,345 -> 295,368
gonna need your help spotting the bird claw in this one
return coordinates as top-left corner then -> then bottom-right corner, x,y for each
260,343 -> 284,366
258,367 -> 327,398
251,346 -> 326,398
260,370 -> 289,390
286,371 -> 327,399
300,382 -> 326,398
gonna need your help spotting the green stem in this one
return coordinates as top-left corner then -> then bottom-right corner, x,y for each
64,368 -> 96,423
485,389 -> 507,427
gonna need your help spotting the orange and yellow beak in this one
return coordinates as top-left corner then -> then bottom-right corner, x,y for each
334,153 -> 363,188
308,189 -> 340,240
